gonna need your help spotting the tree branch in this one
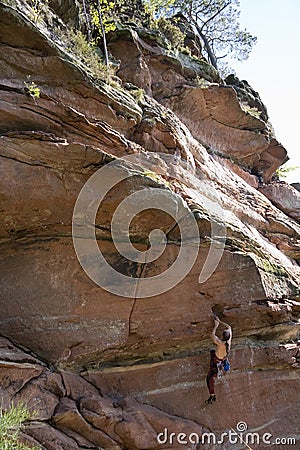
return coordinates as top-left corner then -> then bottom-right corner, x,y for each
191,17 -> 218,68
200,1 -> 231,31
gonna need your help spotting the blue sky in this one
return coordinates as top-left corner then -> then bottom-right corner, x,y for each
231,0 -> 300,183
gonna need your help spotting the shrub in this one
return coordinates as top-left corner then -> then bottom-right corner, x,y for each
55,28 -> 117,83
151,17 -> 185,49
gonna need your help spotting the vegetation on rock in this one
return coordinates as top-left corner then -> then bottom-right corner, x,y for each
0,403 -> 39,450
143,0 -> 256,72
3,0 -> 256,80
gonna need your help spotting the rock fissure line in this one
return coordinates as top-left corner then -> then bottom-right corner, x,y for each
0,152 -> 56,170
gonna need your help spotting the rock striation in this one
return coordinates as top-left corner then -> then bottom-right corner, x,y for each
0,2 -> 299,449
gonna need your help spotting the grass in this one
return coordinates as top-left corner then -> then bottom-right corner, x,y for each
0,403 -> 40,450
54,27 -> 117,83
129,88 -> 145,102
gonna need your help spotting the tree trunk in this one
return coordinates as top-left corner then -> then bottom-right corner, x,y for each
97,0 -> 109,66
197,28 -> 218,69
192,19 -> 218,69
82,0 -> 91,42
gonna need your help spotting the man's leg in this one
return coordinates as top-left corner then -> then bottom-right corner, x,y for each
206,368 -> 217,394
206,351 -> 217,403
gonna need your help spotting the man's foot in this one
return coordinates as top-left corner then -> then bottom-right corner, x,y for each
205,394 -> 216,405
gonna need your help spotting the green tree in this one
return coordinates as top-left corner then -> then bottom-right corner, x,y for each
0,403 -> 39,450
178,0 -> 256,70
95,0 -> 111,65
144,0 -> 256,71
143,0 -> 175,16
80,0 -> 122,65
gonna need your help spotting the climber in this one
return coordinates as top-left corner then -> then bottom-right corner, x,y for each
205,314 -> 232,404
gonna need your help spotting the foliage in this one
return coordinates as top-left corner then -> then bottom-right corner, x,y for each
143,0 -> 176,17
90,1 -> 117,36
28,0 -> 49,23
240,102 -> 261,119
143,0 -> 256,71
129,87 -> 145,102
8,0 -> 119,83
175,0 -> 256,70
276,163 -> 299,179
81,1 -> 130,65
0,403 -> 39,450
143,170 -> 171,189
151,16 -> 185,48
56,27 -> 116,81
24,79 -> 40,98
194,76 -> 210,88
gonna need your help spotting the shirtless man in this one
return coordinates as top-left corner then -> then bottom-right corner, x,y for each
206,314 -> 232,404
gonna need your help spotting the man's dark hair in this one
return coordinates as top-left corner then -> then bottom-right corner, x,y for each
223,330 -> 231,341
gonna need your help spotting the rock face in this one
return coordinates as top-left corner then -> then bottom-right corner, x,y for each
0,2 -> 299,449
107,27 -> 287,183
259,181 -> 300,221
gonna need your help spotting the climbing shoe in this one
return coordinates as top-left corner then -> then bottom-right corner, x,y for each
205,394 -> 216,405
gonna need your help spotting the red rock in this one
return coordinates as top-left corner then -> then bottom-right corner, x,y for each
52,397 -> 121,449
259,180 -> 300,221
0,361 -> 43,409
213,154 -> 259,188
160,84 -> 287,181
25,422 -> 82,449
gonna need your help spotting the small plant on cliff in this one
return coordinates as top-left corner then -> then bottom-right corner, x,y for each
275,163 -> 299,179
130,87 -> 145,102
194,76 -> 210,88
24,78 -> 41,99
240,102 -> 261,119
0,403 -> 39,450
143,170 -> 172,189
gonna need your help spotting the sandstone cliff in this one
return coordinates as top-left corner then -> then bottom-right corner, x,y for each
0,2 -> 299,449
